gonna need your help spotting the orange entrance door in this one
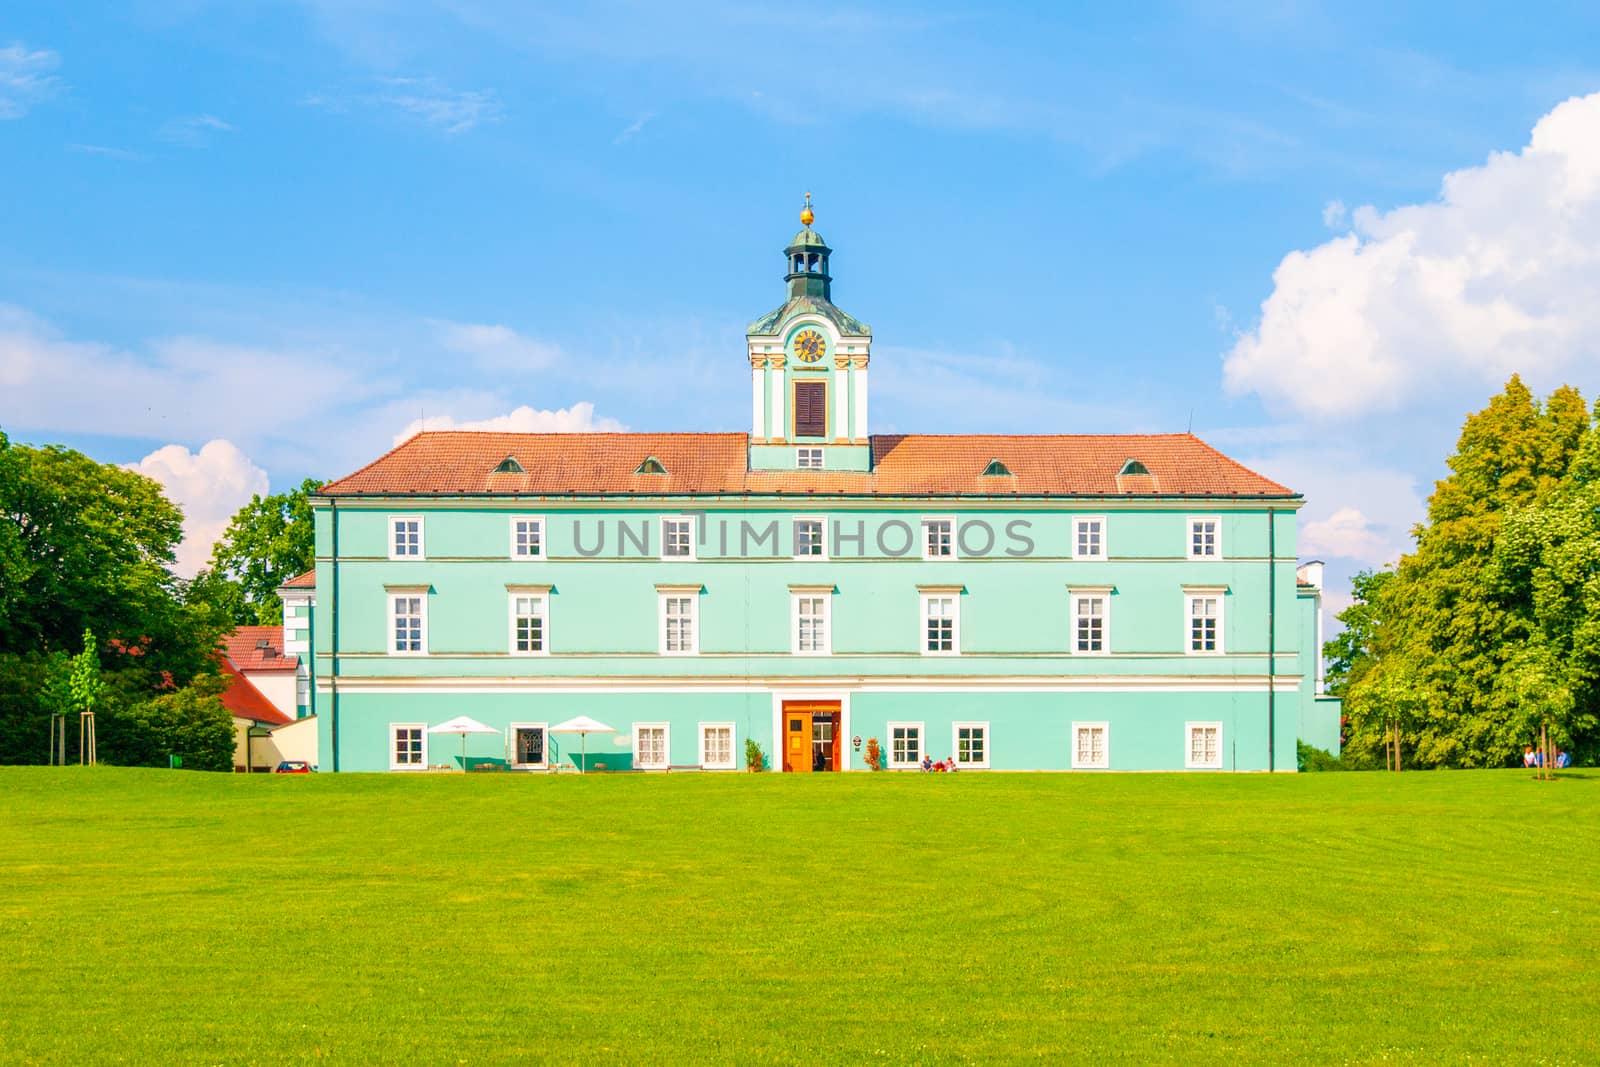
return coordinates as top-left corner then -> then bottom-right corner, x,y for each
785,710 -> 813,773
782,701 -> 842,772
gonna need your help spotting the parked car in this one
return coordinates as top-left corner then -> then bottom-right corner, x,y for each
274,760 -> 312,774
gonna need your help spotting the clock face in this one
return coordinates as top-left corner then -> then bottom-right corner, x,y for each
793,329 -> 826,364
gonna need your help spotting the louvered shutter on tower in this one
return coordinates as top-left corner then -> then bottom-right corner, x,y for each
794,381 -> 827,438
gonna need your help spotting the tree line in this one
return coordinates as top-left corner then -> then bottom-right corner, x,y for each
1326,377 -> 1600,768
0,427 -> 319,769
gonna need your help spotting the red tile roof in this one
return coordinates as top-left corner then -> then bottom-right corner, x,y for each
224,626 -> 299,672
320,432 -> 1295,498
281,569 -> 316,589
218,656 -> 292,725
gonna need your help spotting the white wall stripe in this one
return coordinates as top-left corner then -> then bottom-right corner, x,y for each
319,675 -> 1303,695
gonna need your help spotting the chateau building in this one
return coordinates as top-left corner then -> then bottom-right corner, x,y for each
301,200 -> 1341,772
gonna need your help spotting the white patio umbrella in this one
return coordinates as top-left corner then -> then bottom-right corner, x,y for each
427,715 -> 499,771
549,715 -> 616,774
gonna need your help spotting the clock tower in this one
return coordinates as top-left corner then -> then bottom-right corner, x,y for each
746,195 -> 873,472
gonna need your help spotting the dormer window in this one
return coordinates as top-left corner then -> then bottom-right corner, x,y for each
1119,459 -> 1151,476
635,457 -> 667,475
982,459 -> 1012,477
491,456 -> 524,474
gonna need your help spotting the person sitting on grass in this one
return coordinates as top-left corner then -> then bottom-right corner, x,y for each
921,755 -> 933,772
1556,750 -> 1571,769
1524,746 -> 1537,768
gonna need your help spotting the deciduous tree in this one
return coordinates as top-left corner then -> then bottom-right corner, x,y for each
192,478 -> 323,626
0,433 -> 221,682
1492,404 -> 1600,764
0,432 -> 35,639
100,673 -> 235,772
1324,569 -> 1392,698
1333,379 -> 1598,767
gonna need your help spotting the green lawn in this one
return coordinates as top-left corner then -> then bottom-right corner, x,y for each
1,768 -> 1595,1065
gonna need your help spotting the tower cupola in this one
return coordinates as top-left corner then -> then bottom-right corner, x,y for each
785,192 -> 832,301
746,194 -> 872,464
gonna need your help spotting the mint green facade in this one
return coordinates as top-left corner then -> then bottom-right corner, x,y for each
305,501 -> 1337,772
303,213 -> 1340,772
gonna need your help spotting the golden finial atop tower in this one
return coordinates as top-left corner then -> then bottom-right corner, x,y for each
799,191 -> 814,228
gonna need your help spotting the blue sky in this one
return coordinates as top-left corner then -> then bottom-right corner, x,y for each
4,2 -> 1600,611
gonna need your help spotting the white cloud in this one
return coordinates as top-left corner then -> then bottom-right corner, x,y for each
613,112 -> 655,143
1300,507 -> 1390,561
434,321 -> 561,371
1321,587 -> 1355,633
157,114 -> 235,147
1224,91 -> 1600,419
376,77 -> 502,132
393,402 -> 626,444
0,304 -> 373,445
0,301 -> 640,485
306,77 -> 504,134
0,42 -> 61,119
1239,448 -> 1422,568
1212,302 -> 1234,334
126,440 -> 269,579
1321,199 -> 1347,229
69,143 -> 143,161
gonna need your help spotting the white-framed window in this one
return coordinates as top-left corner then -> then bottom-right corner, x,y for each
953,721 -> 989,769
1072,722 -> 1109,770
510,515 -> 544,558
388,593 -> 426,655
793,517 -> 827,559
509,723 -> 548,769
390,722 -> 426,770
699,722 -> 736,770
921,593 -> 959,655
1186,721 -> 1223,769
661,516 -> 696,560
389,515 -> 423,559
634,722 -> 669,769
508,593 -> 548,655
796,447 -> 824,469
793,593 -> 831,655
1071,593 -> 1110,655
1188,516 -> 1222,559
1073,516 -> 1106,559
660,593 -> 698,655
889,722 -> 924,768
1187,594 -> 1224,654
922,517 -> 955,560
